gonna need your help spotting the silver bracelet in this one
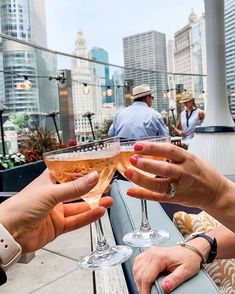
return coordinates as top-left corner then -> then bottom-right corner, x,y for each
177,241 -> 206,264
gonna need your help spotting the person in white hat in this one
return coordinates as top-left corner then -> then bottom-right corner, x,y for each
108,84 -> 169,139
172,92 -> 205,149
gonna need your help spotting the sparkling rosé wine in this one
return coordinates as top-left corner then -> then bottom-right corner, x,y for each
45,153 -> 119,206
117,150 -> 165,178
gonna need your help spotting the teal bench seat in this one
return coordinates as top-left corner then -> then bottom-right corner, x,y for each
110,180 -> 220,294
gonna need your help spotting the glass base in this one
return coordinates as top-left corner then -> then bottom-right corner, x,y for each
78,245 -> 133,271
123,228 -> 170,247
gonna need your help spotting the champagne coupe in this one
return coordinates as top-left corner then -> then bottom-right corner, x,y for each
117,136 -> 171,247
44,137 -> 132,270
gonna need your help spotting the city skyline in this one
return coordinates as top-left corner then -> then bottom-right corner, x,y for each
45,0 -> 204,66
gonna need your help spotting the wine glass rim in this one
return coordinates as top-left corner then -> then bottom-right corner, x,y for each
43,136 -> 120,157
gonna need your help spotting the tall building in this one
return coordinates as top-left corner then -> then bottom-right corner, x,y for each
174,10 -> 207,105
72,31 -> 104,141
0,0 -> 58,125
225,0 -> 235,118
90,47 -> 111,103
123,30 -> 168,112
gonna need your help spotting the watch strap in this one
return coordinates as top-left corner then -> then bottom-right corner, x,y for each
0,224 -> 22,271
187,232 -> 217,263
0,268 -> 7,285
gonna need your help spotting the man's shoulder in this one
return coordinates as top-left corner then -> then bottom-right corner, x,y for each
116,105 -> 133,115
150,108 -> 162,117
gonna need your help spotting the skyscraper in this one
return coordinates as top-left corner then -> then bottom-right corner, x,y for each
0,0 -> 58,124
90,47 -> 111,103
71,31 -> 103,141
123,30 -> 168,112
225,0 -> 235,118
72,31 -> 117,141
174,10 -> 207,106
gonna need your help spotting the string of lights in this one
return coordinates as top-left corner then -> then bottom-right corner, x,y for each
71,79 -> 130,96
0,69 -> 66,90
163,88 -> 207,99
0,67 -> 206,98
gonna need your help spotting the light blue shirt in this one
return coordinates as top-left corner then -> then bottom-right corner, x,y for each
108,102 -> 169,139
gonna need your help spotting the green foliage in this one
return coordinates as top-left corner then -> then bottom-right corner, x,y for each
9,113 -> 29,132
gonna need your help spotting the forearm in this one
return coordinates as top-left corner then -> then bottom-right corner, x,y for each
204,179 -> 235,233
208,225 -> 235,259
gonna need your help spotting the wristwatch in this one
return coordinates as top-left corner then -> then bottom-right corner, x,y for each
0,223 -> 22,285
185,232 -> 217,263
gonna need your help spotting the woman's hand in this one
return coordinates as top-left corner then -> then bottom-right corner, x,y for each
133,245 -> 201,293
0,169 -> 113,253
125,142 -> 232,212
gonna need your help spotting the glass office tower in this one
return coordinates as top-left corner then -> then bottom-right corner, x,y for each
90,47 -> 111,104
123,30 -> 168,112
225,0 -> 235,118
0,0 -> 58,126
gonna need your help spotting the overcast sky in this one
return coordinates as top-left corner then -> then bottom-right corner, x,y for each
45,0 -> 204,66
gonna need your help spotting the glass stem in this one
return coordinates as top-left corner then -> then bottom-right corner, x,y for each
94,218 -> 110,252
140,200 -> 152,232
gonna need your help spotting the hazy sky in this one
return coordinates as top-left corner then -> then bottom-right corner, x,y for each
45,0 -> 204,66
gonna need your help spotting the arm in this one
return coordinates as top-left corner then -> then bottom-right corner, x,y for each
172,116 -> 184,136
125,142 -> 235,232
199,110 -> 205,121
154,113 -> 169,136
108,114 -> 118,137
133,225 -> 235,293
108,123 -> 115,137
0,170 -> 113,253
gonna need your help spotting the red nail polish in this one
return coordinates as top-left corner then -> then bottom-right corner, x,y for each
164,281 -> 172,292
124,170 -> 133,178
134,144 -> 143,151
130,156 -> 138,165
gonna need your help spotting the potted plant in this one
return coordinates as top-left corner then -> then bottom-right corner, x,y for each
0,128 -> 60,193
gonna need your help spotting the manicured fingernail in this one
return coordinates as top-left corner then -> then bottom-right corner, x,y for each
124,170 -> 133,178
164,281 -> 172,292
85,171 -> 99,185
130,155 -> 138,165
134,144 -> 143,151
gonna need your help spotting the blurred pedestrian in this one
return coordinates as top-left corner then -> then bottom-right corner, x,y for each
172,92 -> 205,149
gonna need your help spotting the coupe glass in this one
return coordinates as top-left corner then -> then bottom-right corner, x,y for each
117,136 -> 171,247
44,137 -> 132,270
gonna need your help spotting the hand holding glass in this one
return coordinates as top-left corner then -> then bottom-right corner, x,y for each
44,137 -> 132,270
117,136 -> 170,247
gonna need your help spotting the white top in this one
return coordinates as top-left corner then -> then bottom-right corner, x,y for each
180,108 -> 202,147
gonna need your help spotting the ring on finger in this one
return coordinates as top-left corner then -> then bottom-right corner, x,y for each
166,178 -> 177,199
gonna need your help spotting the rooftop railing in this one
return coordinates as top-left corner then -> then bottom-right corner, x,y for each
0,32 -> 207,151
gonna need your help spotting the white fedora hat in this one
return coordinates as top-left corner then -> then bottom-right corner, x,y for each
131,84 -> 153,100
179,92 -> 194,103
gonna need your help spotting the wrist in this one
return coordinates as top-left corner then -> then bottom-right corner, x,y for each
0,204 -> 19,241
187,238 -> 211,261
182,232 -> 217,263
